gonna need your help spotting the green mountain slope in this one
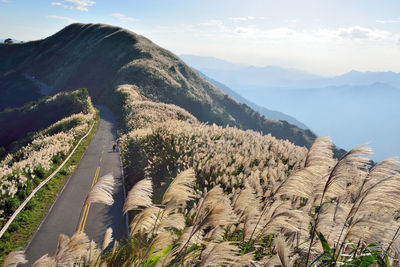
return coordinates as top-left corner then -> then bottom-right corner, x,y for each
0,88 -> 92,154
0,23 -> 316,148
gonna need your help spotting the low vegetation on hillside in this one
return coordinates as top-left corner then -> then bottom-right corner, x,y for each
0,88 -> 92,156
0,90 -> 94,229
5,85 -> 399,267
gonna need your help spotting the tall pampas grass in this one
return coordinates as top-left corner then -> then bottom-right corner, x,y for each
84,174 -> 114,206
123,177 -> 153,213
305,145 -> 372,264
201,242 -> 252,266
129,206 -> 163,236
102,227 -> 113,251
2,250 -> 27,267
274,136 -> 335,200
56,233 -> 70,258
276,235 -> 293,267
55,232 -> 90,266
32,255 -> 56,267
162,168 -> 196,209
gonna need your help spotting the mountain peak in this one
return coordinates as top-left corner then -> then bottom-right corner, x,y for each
1,23 -> 316,149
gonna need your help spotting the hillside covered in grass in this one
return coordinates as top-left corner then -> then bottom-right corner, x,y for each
0,88 -> 92,156
9,84 -> 399,266
0,23 -> 316,149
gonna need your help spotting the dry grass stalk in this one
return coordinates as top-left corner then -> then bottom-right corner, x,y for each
274,136 -> 335,200
102,227 -> 113,251
32,254 -> 56,267
56,233 -> 70,258
84,174 -> 114,206
201,242 -> 252,266
129,206 -> 163,236
162,168 -> 196,209
150,231 -> 176,254
192,186 -> 237,232
276,235 -> 291,267
123,177 -> 153,213
2,250 -> 27,267
55,232 -> 90,266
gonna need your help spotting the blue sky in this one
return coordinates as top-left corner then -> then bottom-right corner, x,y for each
1,0 -> 400,75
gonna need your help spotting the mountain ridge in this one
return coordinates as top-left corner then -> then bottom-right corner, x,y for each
180,54 -> 400,89
0,23 -> 316,148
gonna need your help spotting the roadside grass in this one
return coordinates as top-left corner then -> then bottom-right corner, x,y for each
0,111 -> 100,264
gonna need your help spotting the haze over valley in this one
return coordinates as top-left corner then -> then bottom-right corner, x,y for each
181,54 -> 400,161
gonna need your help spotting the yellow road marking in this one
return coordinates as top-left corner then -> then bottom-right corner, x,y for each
99,157 -> 102,163
78,166 -> 100,232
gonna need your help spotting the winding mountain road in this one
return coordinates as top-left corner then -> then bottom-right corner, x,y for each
24,106 -> 128,265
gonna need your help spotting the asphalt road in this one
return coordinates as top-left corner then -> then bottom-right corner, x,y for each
23,106 -> 128,265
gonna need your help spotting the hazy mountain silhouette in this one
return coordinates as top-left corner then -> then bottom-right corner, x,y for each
195,70 -> 309,130
180,54 -> 321,88
180,54 -> 399,161
180,54 -> 400,89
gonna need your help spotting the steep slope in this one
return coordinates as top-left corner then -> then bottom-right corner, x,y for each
0,23 -> 315,148
196,70 -> 309,129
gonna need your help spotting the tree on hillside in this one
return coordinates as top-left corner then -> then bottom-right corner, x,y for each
4,38 -> 13,44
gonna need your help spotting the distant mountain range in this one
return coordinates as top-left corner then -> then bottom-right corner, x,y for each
180,54 -> 400,161
196,70 -> 309,130
180,54 -> 400,89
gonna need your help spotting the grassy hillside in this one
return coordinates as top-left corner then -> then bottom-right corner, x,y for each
0,88 -> 92,156
0,23 -> 316,148
11,84 -> 399,267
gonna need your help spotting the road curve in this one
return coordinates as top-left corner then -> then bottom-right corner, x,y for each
23,106 -> 128,265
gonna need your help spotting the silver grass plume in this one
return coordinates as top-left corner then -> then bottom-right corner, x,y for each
111,240 -> 119,256
129,206 -> 163,236
85,240 -> 100,265
55,232 -> 90,266
316,145 -> 372,203
305,145 -> 372,264
172,226 -> 204,256
251,201 -> 302,241
157,211 -> 186,234
175,186 -> 237,258
192,186 -> 237,232
319,159 -> 400,251
102,227 -> 113,251
32,255 -> 56,267
55,233 -> 70,258
162,168 -> 196,209
84,174 -> 114,206
232,181 -> 261,219
201,242 -> 252,266
274,136 -> 334,200
123,177 -> 153,213
2,250 -> 27,267
276,235 -> 292,267
150,231 -> 176,255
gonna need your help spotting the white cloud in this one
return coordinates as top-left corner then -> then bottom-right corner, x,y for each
46,15 -> 76,23
51,0 -> 95,12
336,26 -> 391,40
229,16 -> 266,22
111,13 -> 138,22
376,19 -> 400,24
170,20 -> 399,46
1,0 -> 10,3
